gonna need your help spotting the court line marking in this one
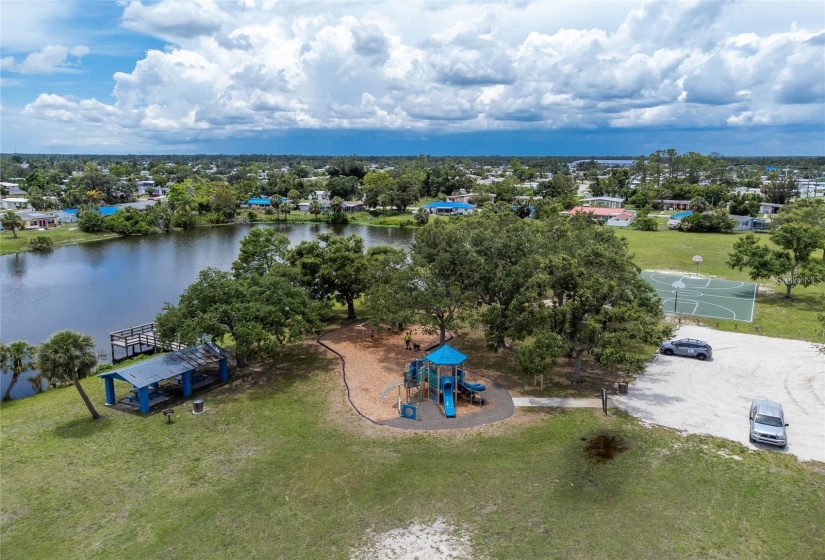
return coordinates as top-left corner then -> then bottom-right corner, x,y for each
660,298 -> 700,315
652,289 -> 758,302
646,274 -> 747,290
642,271 -> 756,322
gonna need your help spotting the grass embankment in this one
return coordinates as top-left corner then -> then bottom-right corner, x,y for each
249,210 -> 420,228
0,225 -> 118,256
2,344 -> 823,559
620,228 -> 825,341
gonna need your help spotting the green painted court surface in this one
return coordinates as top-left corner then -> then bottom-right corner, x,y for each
641,272 -> 757,322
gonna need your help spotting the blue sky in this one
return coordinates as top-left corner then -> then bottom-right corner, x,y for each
1,0 -> 823,156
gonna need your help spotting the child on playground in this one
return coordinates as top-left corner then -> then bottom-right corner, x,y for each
405,331 -> 412,350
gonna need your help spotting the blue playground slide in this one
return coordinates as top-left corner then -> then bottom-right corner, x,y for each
440,377 -> 456,418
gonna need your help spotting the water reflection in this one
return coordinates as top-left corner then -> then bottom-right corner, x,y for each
0,223 -> 415,399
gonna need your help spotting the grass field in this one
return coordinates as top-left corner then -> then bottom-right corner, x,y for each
619,228 -> 825,341
0,225 -> 118,255
2,343 -> 823,560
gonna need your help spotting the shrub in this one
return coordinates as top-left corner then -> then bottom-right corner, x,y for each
28,236 -> 53,252
679,210 -> 736,233
631,216 -> 658,231
78,210 -> 107,233
171,211 -> 197,229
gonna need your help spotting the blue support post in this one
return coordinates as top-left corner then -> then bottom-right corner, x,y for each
138,386 -> 150,414
104,377 -> 116,406
181,370 -> 193,397
219,358 -> 228,383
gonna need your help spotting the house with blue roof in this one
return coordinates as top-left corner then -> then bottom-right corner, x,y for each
421,201 -> 476,215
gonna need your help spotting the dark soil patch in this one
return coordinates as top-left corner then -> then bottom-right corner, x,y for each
583,432 -> 628,463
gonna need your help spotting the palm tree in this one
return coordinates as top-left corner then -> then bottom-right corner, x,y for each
377,193 -> 390,214
36,331 -> 101,419
85,189 -> 105,206
270,198 -> 282,220
309,199 -> 322,221
1,211 -> 24,238
1,341 -> 36,401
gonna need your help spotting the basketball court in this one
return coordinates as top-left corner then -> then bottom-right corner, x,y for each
641,272 -> 757,322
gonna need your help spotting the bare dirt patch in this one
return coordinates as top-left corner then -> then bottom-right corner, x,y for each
583,433 -> 628,463
350,517 -> 478,560
319,325 -> 496,422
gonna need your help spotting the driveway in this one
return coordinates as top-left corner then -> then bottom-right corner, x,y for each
614,325 -> 825,463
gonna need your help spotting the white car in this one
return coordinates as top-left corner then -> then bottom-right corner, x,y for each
749,400 -> 788,448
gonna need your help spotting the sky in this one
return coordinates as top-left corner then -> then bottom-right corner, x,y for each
0,0 -> 823,156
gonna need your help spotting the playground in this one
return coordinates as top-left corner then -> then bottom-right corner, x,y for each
319,324 -> 513,429
641,271 -> 758,322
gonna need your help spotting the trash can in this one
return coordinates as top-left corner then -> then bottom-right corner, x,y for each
617,382 -> 629,395
192,399 -> 204,414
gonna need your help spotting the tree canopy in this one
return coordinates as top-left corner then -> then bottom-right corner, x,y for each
728,223 -> 825,298
288,233 -> 369,320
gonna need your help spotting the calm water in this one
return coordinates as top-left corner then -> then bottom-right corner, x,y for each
0,223 -> 415,399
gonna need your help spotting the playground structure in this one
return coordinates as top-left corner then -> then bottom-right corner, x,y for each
402,344 -> 487,419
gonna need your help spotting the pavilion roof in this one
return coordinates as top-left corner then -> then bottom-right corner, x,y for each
98,343 -> 229,389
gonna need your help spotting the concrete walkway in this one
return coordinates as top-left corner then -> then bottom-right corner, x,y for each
513,397 -> 614,408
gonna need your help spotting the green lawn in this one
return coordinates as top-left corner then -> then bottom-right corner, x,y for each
250,209 -> 421,228
0,225 -> 118,255
619,228 -> 825,341
1,344 -> 823,559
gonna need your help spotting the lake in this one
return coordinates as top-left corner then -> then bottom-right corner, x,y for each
0,223 -> 416,399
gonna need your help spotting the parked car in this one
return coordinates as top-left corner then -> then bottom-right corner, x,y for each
749,400 -> 788,448
659,338 -> 713,360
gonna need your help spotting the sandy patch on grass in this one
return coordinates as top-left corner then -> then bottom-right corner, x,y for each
350,517 -> 478,560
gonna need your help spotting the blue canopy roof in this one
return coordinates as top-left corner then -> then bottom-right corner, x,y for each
98,343 -> 230,389
422,201 -> 475,209
671,211 -> 693,219
425,344 -> 467,366
247,197 -> 271,205
62,206 -> 119,216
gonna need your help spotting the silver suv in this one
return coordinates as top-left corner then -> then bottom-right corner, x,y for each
659,338 -> 712,360
749,400 -> 788,448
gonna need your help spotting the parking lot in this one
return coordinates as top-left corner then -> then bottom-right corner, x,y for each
614,325 -> 825,463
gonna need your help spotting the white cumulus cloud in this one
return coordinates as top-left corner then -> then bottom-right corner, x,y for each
8,0 -> 825,149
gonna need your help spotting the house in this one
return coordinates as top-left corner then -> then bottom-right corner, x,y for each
58,207 -> 120,223
730,215 -> 770,232
446,193 -> 474,204
758,202 -> 783,215
568,206 -> 636,226
579,196 -> 624,208
0,197 -> 31,211
298,200 -> 331,212
18,211 -> 58,229
136,180 -> 156,195
668,211 -> 693,229
421,201 -> 476,215
657,199 -> 692,211
246,197 -> 272,208
0,182 -> 25,196
341,201 -> 364,213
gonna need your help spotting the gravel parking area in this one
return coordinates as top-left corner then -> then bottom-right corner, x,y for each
614,325 -> 825,463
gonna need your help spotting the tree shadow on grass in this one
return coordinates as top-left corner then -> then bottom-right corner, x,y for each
220,343 -> 339,402
53,415 -> 113,439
